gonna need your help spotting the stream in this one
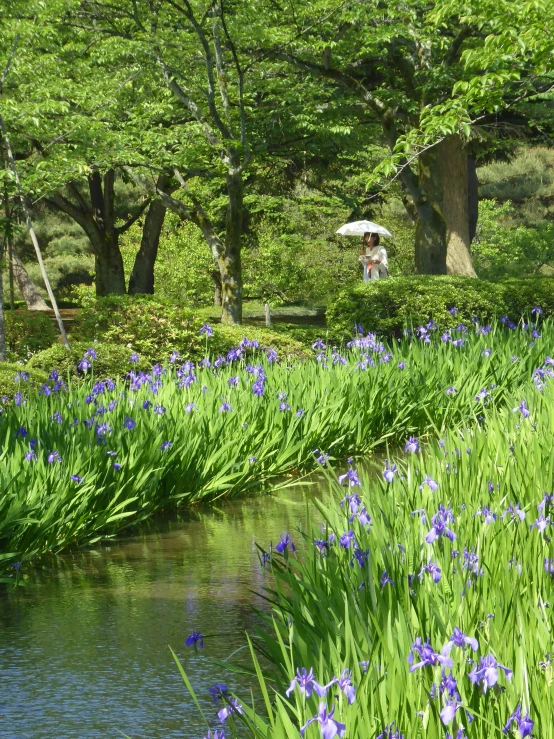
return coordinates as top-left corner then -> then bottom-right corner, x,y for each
0,479 -> 324,739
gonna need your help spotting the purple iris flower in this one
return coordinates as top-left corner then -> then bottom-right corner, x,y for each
341,493 -> 361,515
544,558 -> 554,576
285,668 -> 328,699
469,654 -> 512,693
531,515 -> 551,533
48,451 -> 62,464
153,404 -> 166,415
377,725 -> 404,739
502,503 -> 526,522
185,631 -> 204,648
512,400 -> 530,418
338,468 -> 361,487
339,530 -> 357,549
161,441 -> 173,451
449,307 -> 458,315
203,730 -> 225,739
351,548 -> 369,567
312,339 -> 326,350
380,571 -> 394,587
420,475 -> 439,492
300,702 -> 346,739
531,306 -> 543,316
445,386 -> 457,396
474,388 -> 490,403
279,402 -> 291,411
15,426 -> 28,438
503,704 -> 534,737
317,452 -> 330,465
404,436 -> 421,453
474,506 -> 497,524
442,628 -> 478,655
538,493 -> 554,512
199,323 -> 213,337
70,475 -> 83,483
426,505 -> 456,544
398,361 -> 405,370
331,669 -> 356,705
123,417 -> 136,430
208,684 -> 229,705
25,450 -> 38,462
275,534 -> 295,554
440,699 -> 461,725
219,402 -> 232,412
218,697 -> 243,723
408,637 -> 453,672
419,560 -> 442,583
185,402 -> 197,413
266,348 -> 278,363
296,408 -> 305,417
383,460 -> 397,483
439,670 -> 460,699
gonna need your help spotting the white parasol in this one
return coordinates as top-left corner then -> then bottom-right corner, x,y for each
335,220 -> 392,238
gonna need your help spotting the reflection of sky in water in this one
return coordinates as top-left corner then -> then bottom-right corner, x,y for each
0,479 -> 325,739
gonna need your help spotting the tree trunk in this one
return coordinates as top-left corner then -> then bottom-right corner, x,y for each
220,170 -> 243,324
128,175 -> 172,295
440,136 -> 477,276
411,135 -> 476,276
211,267 -> 222,306
128,200 -> 166,294
11,249 -> 49,310
414,145 -> 448,274
94,232 -> 126,296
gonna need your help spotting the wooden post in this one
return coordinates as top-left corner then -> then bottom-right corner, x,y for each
264,302 -> 271,327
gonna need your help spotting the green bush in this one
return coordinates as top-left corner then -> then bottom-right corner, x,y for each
27,342 -> 148,380
70,295 -> 202,362
0,363 -> 49,399
326,276 -> 509,336
5,311 -> 58,360
206,324 -> 309,361
500,276 -> 554,318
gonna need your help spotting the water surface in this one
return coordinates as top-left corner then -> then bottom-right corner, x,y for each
0,480 -> 324,739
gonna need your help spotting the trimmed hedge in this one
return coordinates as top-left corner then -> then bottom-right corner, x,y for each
26,328 -> 308,382
0,363 -> 49,399
326,276 -> 554,336
27,342 -> 146,380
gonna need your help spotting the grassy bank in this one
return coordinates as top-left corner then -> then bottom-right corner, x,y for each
1,317 -> 550,584
178,353 -> 554,738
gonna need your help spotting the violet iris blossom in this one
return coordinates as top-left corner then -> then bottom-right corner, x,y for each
218,697 -> 243,723
426,505 -> 456,543
442,628 -> 478,655
503,704 -> 534,737
408,638 -> 453,671
300,702 -> 346,739
469,654 -> 512,692
286,668 -> 327,699
185,631 -> 204,648
404,436 -> 421,453
275,534 -> 295,554
383,460 -> 397,483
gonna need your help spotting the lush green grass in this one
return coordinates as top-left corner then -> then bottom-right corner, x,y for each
172,328 -> 554,738
0,318 -> 550,588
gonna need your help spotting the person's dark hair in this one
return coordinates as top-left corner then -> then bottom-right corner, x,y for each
363,231 -> 380,246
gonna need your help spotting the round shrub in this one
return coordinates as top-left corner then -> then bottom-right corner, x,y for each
0,363 -> 49,399
71,295 -> 201,363
500,276 -> 554,318
27,342 -> 148,380
5,311 -> 58,360
204,324 -> 309,361
326,276 -> 509,336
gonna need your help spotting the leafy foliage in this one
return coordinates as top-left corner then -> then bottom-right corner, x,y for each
327,276 -> 509,336
5,310 -> 58,360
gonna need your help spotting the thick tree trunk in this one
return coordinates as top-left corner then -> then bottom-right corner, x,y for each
128,200 -> 166,295
440,136 -> 477,276
93,233 -> 126,296
128,175 -> 172,295
414,145 -> 448,274
411,135 -> 476,276
11,249 -> 49,310
220,170 -> 243,324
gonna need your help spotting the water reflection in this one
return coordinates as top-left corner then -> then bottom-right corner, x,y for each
0,479 -> 323,739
